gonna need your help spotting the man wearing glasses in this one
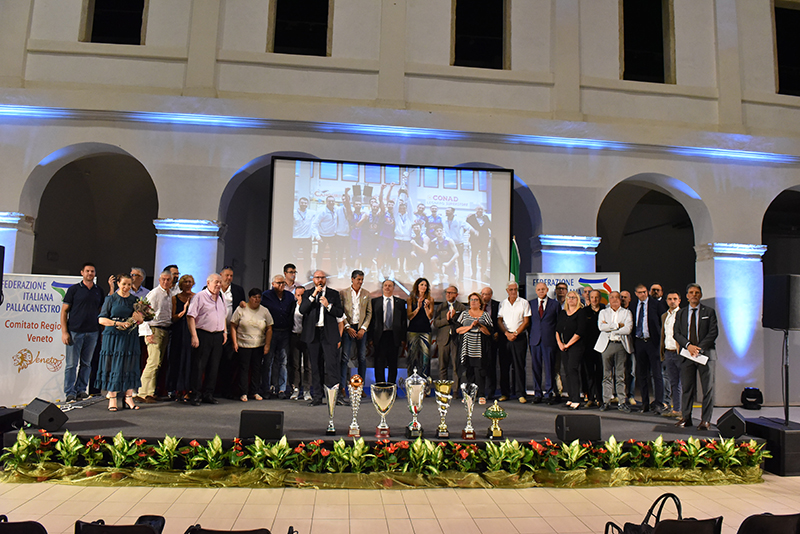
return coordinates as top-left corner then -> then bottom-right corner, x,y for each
498,282 -> 532,403
283,263 -> 303,295
261,275 -> 294,399
434,285 -> 466,391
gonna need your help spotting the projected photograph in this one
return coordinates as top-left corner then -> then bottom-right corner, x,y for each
271,158 -> 511,299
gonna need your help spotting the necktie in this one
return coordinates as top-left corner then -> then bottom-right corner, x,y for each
539,299 -> 544,318
689,308 -> 698,346
636,302 -> 644,338
385,298 -> 393,330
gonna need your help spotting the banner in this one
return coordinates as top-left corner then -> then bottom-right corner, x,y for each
526,272 -> 621,304
1,273 -> 81,407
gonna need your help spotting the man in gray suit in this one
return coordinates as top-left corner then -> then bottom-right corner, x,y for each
434,285 -> 467,391
596,291 -> 633,412
673,283 -> 718,431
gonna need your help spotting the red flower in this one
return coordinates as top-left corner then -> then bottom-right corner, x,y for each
386,445 -> 397,454
236,451 -> 244,457
135,439 -> 146,446
706,441 -> 717,450
138,452 -> 146,457
180,449 -> 189,455
320,448 -> 330,457
297,442 -> 305,449
398,441 -> 409,449
550,450 -> 558,456
313,439 -> 324,446
92,444 -> 101,452
438,442 -> 447,448
94,435 -> 102,441
189,440 -> 200,447
459,449 -> 469,460
294,446 -> 304,454
233,437 -> 242,444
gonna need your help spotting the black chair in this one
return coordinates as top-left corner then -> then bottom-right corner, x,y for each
75,515 -> 165,534
0,514 -> 48,534
737,512 -> 800,534
653,517 -> 723,534
183,526 -> 297,534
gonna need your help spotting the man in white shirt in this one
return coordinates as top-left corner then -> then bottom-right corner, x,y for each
340,270 -> 372,398
290,286 -> 313,401
660,291 -> 682,418
134,269 -> 173,403
498,282 -> 532,403
443,207 -> 467,280
596,291 -> 633,412
293,197 -> 315,269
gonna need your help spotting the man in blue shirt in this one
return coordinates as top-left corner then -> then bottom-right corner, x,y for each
59,262 -> 105,402
262,275 -> 295,399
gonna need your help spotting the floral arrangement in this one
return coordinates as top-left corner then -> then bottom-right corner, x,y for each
116,297 -> 155,330
0,429 -> 770,488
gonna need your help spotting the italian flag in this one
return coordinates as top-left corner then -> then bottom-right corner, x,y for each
510,236 -> 521,283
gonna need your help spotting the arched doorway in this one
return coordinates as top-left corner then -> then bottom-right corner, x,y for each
762,188 -> 800,276
219,152 -> 317,291
596,174 -> 708,293
30,147 -> 158,282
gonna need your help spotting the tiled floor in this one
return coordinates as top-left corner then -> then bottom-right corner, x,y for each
2,474 -> 799,534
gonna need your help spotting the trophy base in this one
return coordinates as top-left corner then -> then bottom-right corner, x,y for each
326,429 -> 336,436
375,427 -> 391,439
462,429 -> 475,440
487,429 -> 503,440
348,429 -> 361,438
436,430 -> 450,439
405,427 -> 423,439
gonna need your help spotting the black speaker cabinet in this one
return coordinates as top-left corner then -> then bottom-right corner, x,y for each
239,410 -> 284,440
763,275 -> 800,331
746,418 -> 800,476
555,414 -> 601,442
0,408 -> 23,434
717,408 -> 746,439
22,398 -> 68,432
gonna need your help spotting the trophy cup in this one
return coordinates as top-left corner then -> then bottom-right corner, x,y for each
400,368 -> 431,439
371,382 -> 397,438
433,380 -> 454,439
324,384 -> 339,436
483,400 -> 507,440
348,374 -> 364,438
461,383 -> 478,440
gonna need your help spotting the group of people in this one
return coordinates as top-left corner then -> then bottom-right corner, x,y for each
293,187 -> 492,286
61,261 -> 719,430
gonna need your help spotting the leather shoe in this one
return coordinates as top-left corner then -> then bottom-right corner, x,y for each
548,396 -> 561,405
336,396 -> 349,406
600,403 -> 611,411
202,396 -> 219,405
309,398 -> 323,406
190,396 -> 202,406
518,396 -> 528,404
697,421 -> 711,431
144,395 -> 159,404
532,396 -> 543,404
497,395 -> 509,402
675,418 -> 692,428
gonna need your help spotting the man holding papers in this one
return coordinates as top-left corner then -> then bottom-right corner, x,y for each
672,283 -> 718,431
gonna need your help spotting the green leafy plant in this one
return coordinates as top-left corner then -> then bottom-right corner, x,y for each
344,438 -> 374,474
179,436 -> 226,470
735,439 -> 771,467
82,435 -> 107,467
370,440 -> 409,472
55,430 -> 83,467
289,439 -> 330,473
705,438 -> 742,470
0,429 -> 38,469
650,435 -> 672,469
527,439 -> 559,472
146,435 -> 181,470
670,437 -> 707,469
407,438 -> 445,475
224,438 -> 247,467
557,439 -> 591,471
627,440 -> 653,468
593,436 -> 629,469
105,432 -> 147,469
247,435 -> 293,470
450,442 -> 481,472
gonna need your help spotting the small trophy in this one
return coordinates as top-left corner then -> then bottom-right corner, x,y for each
324,384 -> 339,436
400,368 -> 430,439
461,383 -> 478,440
484,400 -> 507,440
371,382 -> 397,438
433,380 -> 454,439
348,374 -> 364,438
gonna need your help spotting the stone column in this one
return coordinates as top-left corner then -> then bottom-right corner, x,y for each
0,212 -> 35,273
153,219 -> 224,283
695,242 -> 767,406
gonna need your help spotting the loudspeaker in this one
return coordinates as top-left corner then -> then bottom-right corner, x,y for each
22,398 -> 68,432
746,418 -> 800,476
555,414 -> 601,442
763,275 -> 800,331
239,410 -> 284,440
717,408 -> 746,439
0,408 -> 23,434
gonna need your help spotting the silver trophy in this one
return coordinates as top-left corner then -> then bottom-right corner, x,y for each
348,375 -> 364,437
399,368 -> 431,439
324,383 -> 339,435
433,380 -> 454,439
371,382 -> 398,438
461,383 -> 478,440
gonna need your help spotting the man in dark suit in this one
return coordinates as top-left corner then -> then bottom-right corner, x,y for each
299,270 -> 344,405
631,283 -> 668,414
480,286 -> 501,399
371,279 -> 407,383
673,283 -> 718,431
434,285 -> 467,391
529,282 -> 560,404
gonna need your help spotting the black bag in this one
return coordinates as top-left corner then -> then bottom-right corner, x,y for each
605,493 -> 682,534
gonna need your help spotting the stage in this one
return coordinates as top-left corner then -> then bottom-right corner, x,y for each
29,394 -> 779,444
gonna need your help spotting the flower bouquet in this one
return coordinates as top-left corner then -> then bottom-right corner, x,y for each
115,297 -> 155,330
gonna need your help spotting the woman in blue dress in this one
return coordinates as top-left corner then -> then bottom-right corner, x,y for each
96,273 -> 144,411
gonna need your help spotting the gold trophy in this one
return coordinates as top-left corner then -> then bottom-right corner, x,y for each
348,374 -> 364,438
483,400 -> 507,440
433,380 -> 454,439
324,384 -> 339,436
461,383 -> 478,440
371,382 -> 397,438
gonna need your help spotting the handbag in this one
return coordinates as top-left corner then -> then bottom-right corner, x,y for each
604,492 -> 682,534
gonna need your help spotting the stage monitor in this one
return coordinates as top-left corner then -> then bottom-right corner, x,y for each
269,157 -> 514,299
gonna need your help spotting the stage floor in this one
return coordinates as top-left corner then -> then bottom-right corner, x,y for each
42,394 -> 782,443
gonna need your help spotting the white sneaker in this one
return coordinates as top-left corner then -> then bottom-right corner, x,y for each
303,392 -> 313,401
290,388 -> 299,400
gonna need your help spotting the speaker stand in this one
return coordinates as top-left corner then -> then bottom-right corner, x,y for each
782,329 -> 790,427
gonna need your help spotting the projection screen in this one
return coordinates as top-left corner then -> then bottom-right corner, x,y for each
269,157 -> 513,300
